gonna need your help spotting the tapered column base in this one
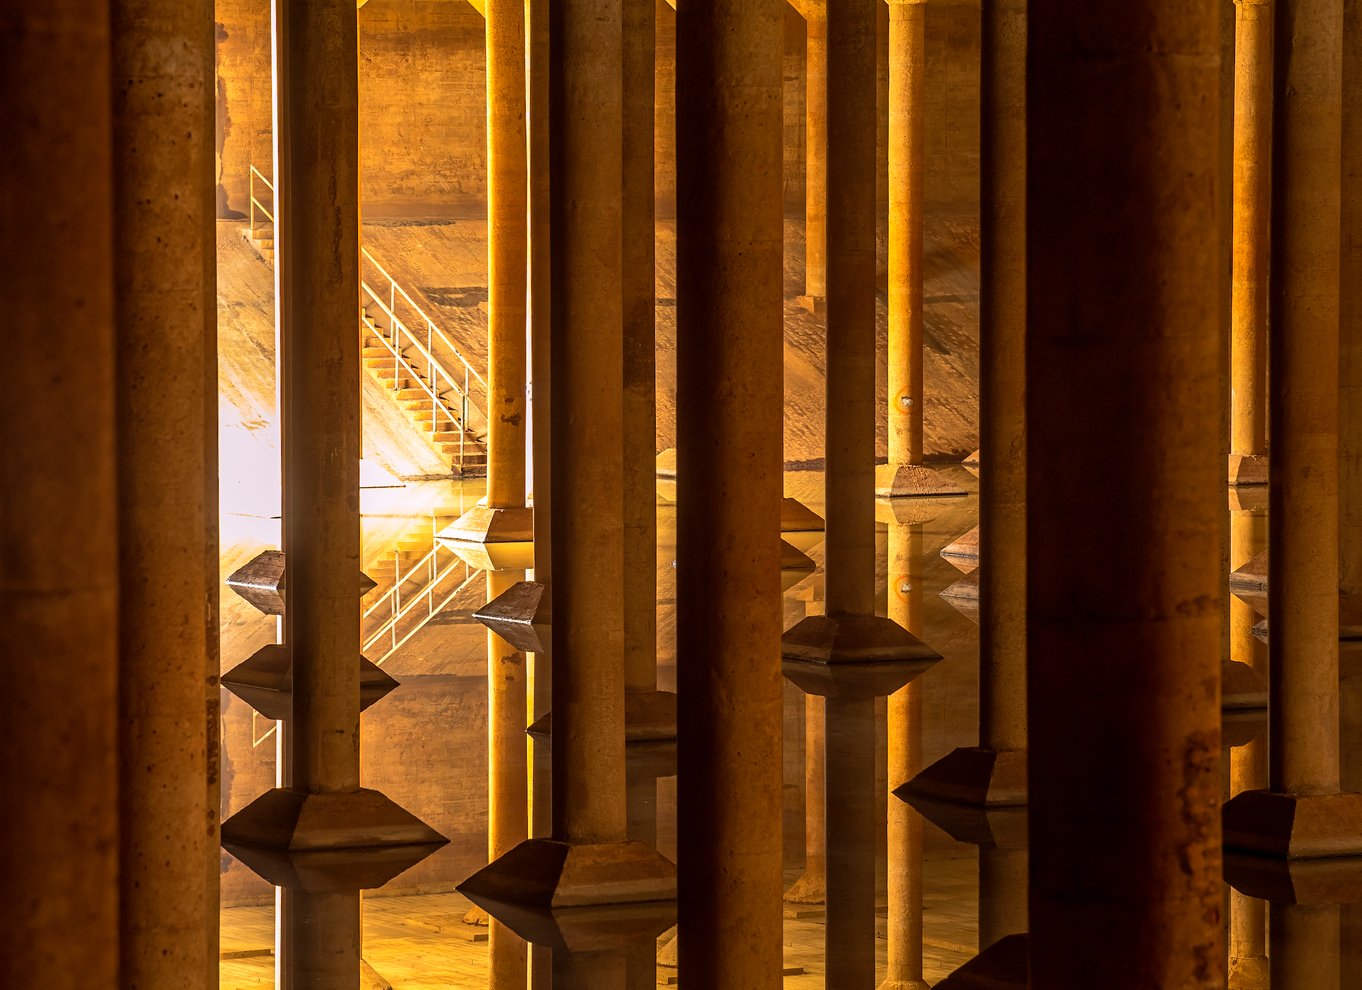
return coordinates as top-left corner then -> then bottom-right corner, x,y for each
900,746 -> 1027,808
437,504 -> 534,544
1224,849 -> 1362,905
457,838 -> 676,918
1222,661 -> 1268,753
875,462 -> 970,499
877,980 -> 933,990
1224,790 -> 1362,860
782,497 -> 826,554
473,579 -> 549,654
962,448 -> 981,469
220,643 -> 398,721
220,787 -> 448,892
529,689 -> 678,743
941,570 -> 980,602
226,548 -> 376,615
936,933 -> 1028,990
781,614 -> 941,698
1229,453 -> 1269,487
941,526 -> 979,572
1228,954 -> 1270,990
797,294 -> 826,316
783,871 -> 826,905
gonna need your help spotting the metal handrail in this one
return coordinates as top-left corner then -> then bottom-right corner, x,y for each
360,287 -> 464,432
361,541 -> 479,666
249,165 -> 274,231
248,165 -> 488,472
361,247 -> 488,394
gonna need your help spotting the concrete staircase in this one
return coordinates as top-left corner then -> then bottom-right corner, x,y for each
242,167 -> 488,479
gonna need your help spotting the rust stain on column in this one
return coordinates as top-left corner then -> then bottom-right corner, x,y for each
486,0 -> 528,510
112,0 -> 217,984
0,2 -> 119,985
1026,0 -> 1225,983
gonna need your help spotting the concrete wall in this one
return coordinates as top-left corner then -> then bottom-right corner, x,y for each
215,0 -> 979,220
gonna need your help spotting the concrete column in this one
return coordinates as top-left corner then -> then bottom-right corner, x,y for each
0,3 -> 119,986
904,0 -> 1026,809
881,521 -> 928,990
977,843 -> 1028,950
1227,508 -> 1268,989
442,0 -> 531,544
876,0 -> 966,498
1229,0 -> 1273,486
787,695 -> 829,904
111,0 -> 216,985
824,0 -> 877,618
280,0 -> 362,795
802,3 -> 827,312
1267,0 -> 1343,798
284,891 -> 361,989
824,696 -> 878,990
623,0 -> 666,718
487,0 -> 528,512
488,919 -> 528,990
1341,0 -> 1362,625
1027,0 -> 1225,982
487,570 -> 529,857
674,0 -> 785,984
529,0 -> 550,583
548,0 -> 627,846
458,0 -> 674,913
1272,903 -> 1341,989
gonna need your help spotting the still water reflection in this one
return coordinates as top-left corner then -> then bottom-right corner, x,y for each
217,471 -> 1351,988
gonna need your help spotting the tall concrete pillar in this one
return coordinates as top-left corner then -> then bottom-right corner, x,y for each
674,1 -> 785,981
1341,0 -> 1362,626
219,0 -> 446,918
458,0 -> 675,910
1027,0 -> 1225,983
1,3 -> 119,986
111,0 -> 217,986
782,4 -> 942,986
903,0 -> 1027,807
881,520 -> 928,990
1224,0 -> 1362,860
623,0 -> 675,740
801,3 -> 827,313
441,0 -> 531,544
1229,0 -> 1273,487
876,0 -> 966,498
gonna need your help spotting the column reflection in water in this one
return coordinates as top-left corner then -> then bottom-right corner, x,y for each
1228,496 -> 1269,989
1272,903 -> 1340,990
824,693 -> 879,988
284,890 -> 361,989
881,512 -> 929,990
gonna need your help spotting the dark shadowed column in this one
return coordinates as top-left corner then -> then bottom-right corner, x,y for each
0,3 -> 119,986
1027,0 -> 1225,984
111,0 -> 217,985
675,0 -> 785,985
